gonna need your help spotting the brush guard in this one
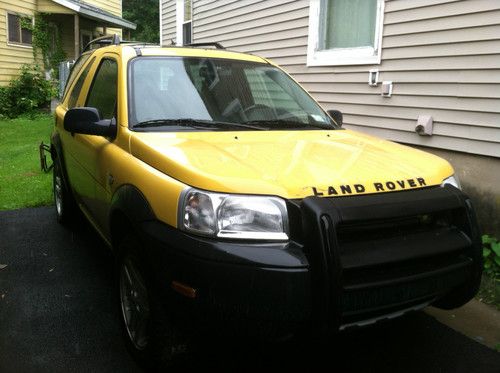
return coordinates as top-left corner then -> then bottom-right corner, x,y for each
301,185 -> 482,334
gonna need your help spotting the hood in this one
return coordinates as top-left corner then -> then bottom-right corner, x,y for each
129,129 -> 454,199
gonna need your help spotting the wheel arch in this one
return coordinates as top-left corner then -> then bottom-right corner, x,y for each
50,132 -> 71,191
109,184 -> 156,255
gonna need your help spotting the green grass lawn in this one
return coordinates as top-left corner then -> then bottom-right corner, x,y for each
0,114 -> 54,210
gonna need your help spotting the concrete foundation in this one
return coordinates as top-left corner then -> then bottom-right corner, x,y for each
412,145 -> 500,238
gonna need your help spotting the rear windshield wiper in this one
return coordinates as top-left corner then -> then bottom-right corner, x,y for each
133,119 -> 266,131
244,119 -> 334,130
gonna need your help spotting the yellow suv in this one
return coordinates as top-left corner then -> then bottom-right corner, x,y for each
51,36 -> 482,367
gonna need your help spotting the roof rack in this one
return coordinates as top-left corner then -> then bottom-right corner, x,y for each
82,34 -> 121,52
82,35 -> 225,53
185,42 -> 224,49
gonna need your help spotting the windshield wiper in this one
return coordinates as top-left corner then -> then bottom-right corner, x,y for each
244,119 -> 334,130
133,119 -> 211,129
133,119 -> 266,131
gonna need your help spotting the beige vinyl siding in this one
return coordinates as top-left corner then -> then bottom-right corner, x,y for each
0,0 -> 37,86
162,0 -> 500,158
161,0 -> 176,45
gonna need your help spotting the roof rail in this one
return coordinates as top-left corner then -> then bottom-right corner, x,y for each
82,34 -> 121,53
185,42 -> 224,49
121,41 -> 158,47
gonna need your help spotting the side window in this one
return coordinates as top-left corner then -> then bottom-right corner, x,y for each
86,59 -> 118,119
63,54 -> 92,101
67,57 -> 95,109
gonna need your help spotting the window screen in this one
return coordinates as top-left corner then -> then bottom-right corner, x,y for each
8,14 -> 32,45
8,14 -> 21,43
86,59 -> 118,119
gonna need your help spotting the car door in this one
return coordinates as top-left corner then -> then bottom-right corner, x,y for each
57,55 -> 96,209
59,53 -> 119,226
82,55 -> 121,232
75,55 -> 119,225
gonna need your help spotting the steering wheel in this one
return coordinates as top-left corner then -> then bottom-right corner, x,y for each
242,104 -> 275,121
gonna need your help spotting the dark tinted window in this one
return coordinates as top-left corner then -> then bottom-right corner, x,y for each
86,59 -> 118,119
67,57 -> 95,109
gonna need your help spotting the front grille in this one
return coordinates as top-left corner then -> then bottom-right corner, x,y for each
337,209 -> 458,244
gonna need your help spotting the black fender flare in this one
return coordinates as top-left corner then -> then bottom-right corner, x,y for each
50,132 -> 71,192
109,184 -> 156,249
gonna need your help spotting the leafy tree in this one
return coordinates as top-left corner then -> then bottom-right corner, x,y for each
123,0 -> 159,43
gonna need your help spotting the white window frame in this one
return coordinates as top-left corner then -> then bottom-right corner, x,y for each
307,0 -> 385,66
6,12 -> 34,49
176,0 -> 192,46
159,0 -> 163,46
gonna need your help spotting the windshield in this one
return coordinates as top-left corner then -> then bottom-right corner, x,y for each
128,57 -> 336,131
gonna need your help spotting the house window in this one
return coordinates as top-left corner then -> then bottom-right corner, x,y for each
7,13 -> 33,47
176,0 -> 192,45
307,0 -> 384,66
80,30 -> 93,52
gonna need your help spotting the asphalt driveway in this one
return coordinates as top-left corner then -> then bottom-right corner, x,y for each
1,206 -> 499,372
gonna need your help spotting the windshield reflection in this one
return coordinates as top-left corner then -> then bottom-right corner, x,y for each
129,57 -> 335,131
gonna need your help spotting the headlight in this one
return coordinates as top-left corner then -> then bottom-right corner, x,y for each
180,189 -> 289,240
441,175 -> 461,190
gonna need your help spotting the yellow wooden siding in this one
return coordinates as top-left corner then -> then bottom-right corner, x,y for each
160,0 -> 500,157
37,0 -> 72,13
89,0 -> 121,17
38,0 -> 122,17
0,0 -> 37,85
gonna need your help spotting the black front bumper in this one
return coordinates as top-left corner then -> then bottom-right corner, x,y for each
139,186 -> 482,337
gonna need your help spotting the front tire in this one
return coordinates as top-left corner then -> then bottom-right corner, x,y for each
118,234 -> 187,370
53,158 -> 75,224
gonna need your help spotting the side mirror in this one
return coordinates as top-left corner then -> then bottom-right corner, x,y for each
64,107 -> 116,137
327,109 -> 343,127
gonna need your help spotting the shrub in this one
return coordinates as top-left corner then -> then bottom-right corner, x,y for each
0,65 -> 55,119
483,234 -> 500,277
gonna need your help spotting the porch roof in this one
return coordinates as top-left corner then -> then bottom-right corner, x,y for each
51,0 -> 137,30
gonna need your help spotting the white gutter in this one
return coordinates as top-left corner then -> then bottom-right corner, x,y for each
51,0 -> 137,30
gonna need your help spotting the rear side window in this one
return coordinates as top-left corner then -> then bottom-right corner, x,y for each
67,57 -> 95,109
63,53 -> 91,99
86,59 -> 118,119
